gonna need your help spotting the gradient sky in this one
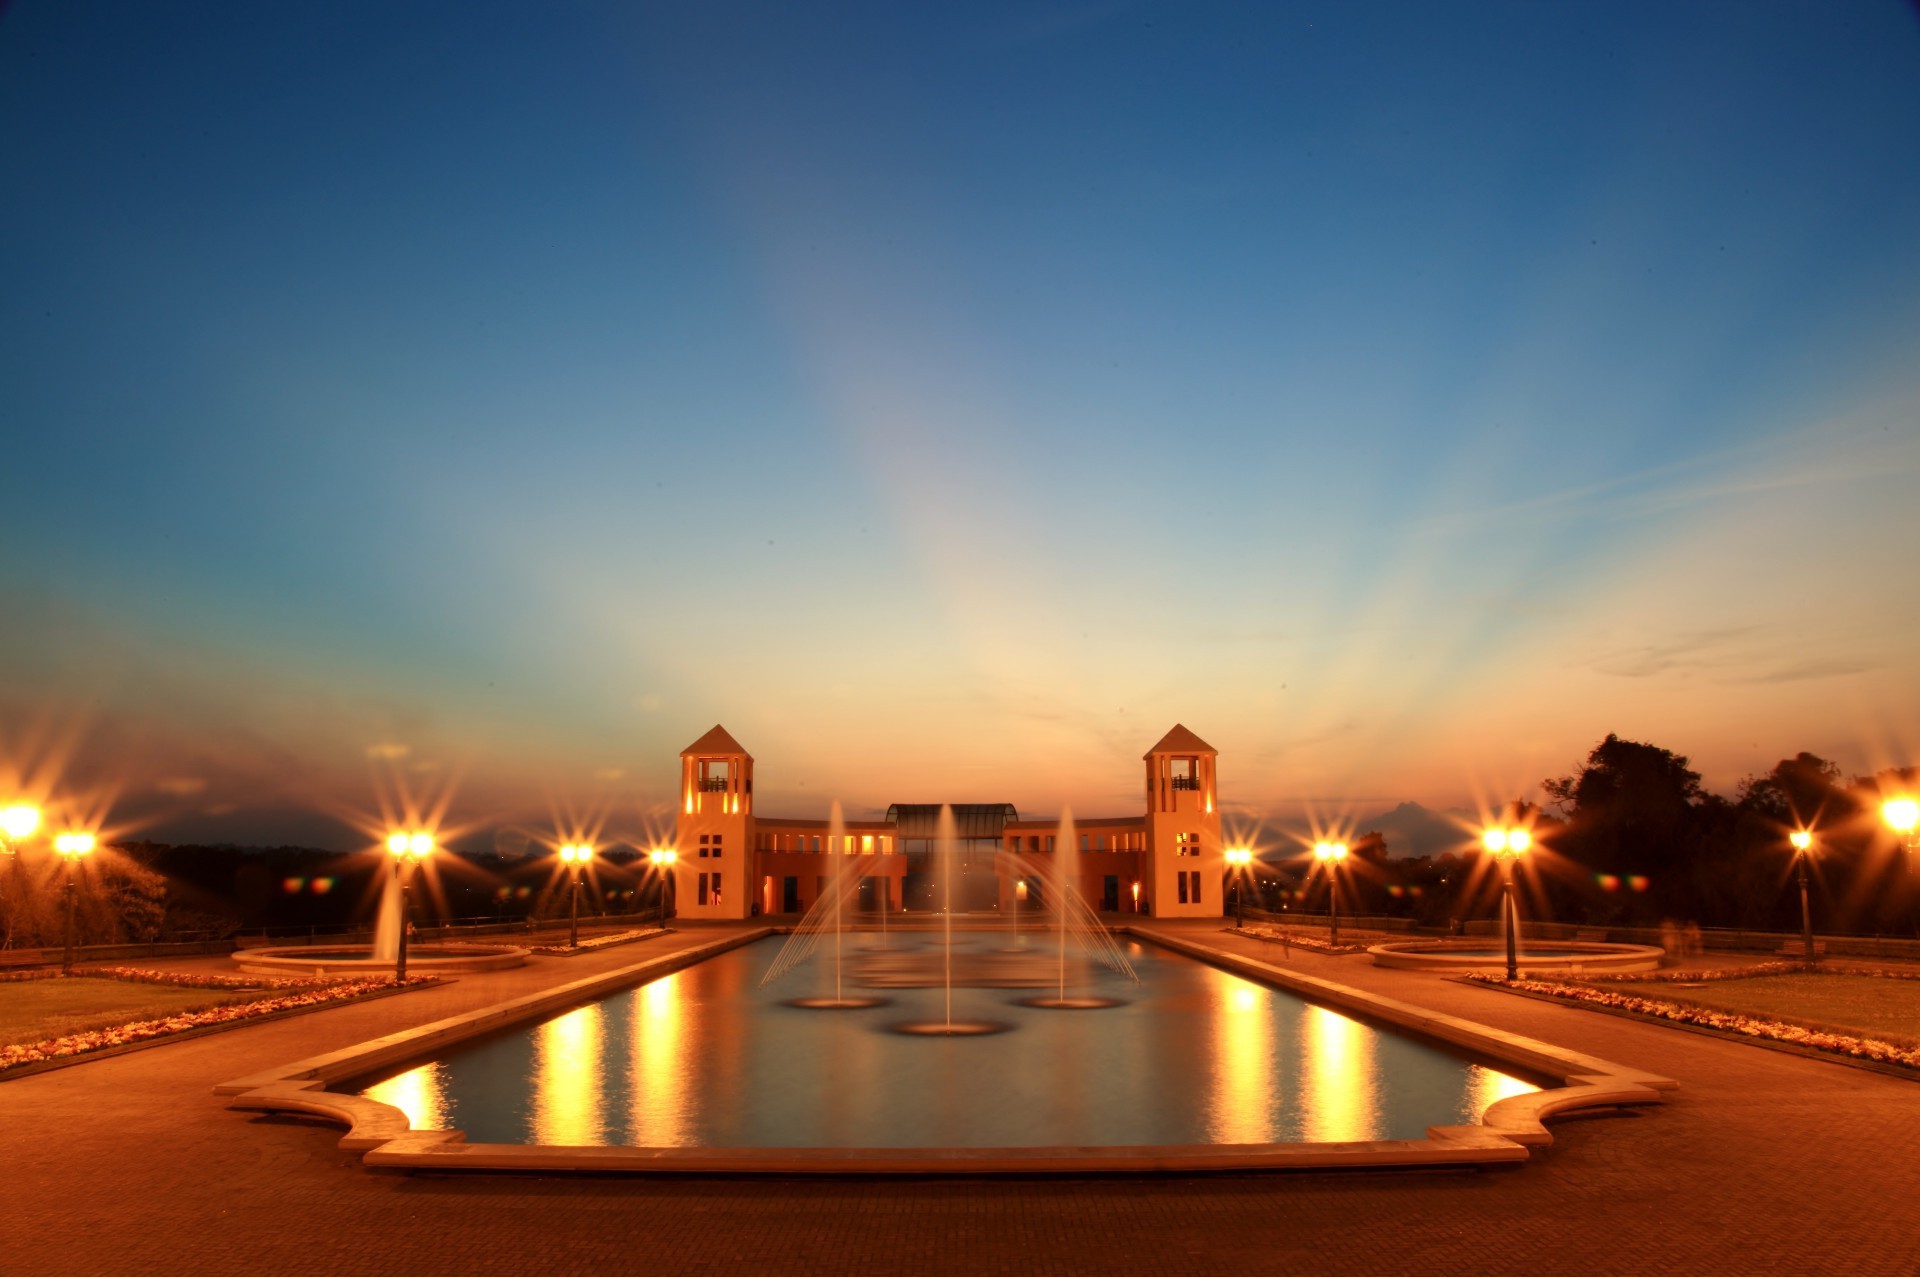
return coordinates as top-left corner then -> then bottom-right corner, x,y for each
3,2 -> 1918,849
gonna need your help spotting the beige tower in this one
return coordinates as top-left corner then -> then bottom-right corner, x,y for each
1142,724 -> 1221,918
675,724 -> 756,921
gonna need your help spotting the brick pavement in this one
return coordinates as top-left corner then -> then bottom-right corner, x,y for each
4,920 -> 1918,1276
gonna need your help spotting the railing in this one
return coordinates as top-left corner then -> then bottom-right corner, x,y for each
697,778 -> 730,792
0,935 -> 239,969
1461,918 -> 1920,961
1170,776 -> 1200,790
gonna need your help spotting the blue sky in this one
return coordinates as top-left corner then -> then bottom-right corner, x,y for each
2,2 -> 1917,847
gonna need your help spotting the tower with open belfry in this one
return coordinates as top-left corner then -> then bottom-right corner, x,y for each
674,725 -> 754,920
1141,724 -> 1222,919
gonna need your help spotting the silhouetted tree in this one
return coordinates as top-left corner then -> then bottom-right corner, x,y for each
1544,734 -> 1709,920
1738,752 -> 1848,828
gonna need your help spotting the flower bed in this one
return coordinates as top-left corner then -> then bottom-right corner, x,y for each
1581,961 -> 1804,984
1467,973 -> 1920,1070
1225,924 -> 1371,955
88,966 -> 343,991
1580,960 -> 1920,985
1,974 -> 430,1075
531,926 -> 666,956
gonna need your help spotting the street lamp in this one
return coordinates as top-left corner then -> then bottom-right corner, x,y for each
1225,847 -> 1253,929
1,803 -> 40,855
1313,841 -> 1349,949
54,832 -> 94,974
385,831 -> 433,981
1788,829 -> 1817,970
648,848 -> 677,927
559,842 -> 593,948
1482,827 -> 1531,981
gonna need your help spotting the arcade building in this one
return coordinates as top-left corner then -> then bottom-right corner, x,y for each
669,723 -> 1227,921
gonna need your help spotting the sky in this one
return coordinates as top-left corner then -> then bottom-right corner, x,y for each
2,1 -> 1918,850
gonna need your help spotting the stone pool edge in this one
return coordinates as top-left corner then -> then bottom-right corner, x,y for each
1132,926 -> 1677,1152
215,923 -> 1674,1175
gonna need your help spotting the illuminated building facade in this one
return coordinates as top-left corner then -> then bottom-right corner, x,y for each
670,723 -> 1224,921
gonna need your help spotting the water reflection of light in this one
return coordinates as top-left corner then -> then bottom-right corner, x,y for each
364,1062 -> 448,1130
531,1002 -> 606,1145
1466,1064 -> 1538,1117
1300,1004 -> 1381,1143
632,974 -> 689,1146
1209,976 -> 1277,1144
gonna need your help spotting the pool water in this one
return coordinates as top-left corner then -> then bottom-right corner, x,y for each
356,935 -> 1537,1149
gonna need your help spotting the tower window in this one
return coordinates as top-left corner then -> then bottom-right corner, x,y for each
1171,758 -> 1199,791
1175,832 -> 1200,857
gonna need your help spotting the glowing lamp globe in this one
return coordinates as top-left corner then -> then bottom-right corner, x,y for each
54,832 -> 95,858
1,804 -> 41,841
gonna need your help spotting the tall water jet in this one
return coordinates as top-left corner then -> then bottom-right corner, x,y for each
940,803 -> 954,1031
1018,808 -> 1135,1010
830,801 -> 845,1004
887,804 -> 1008,1036
1056,808 -> 1074,1002
758,800 -> 884,1009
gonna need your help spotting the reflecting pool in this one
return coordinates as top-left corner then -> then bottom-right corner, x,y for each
358,935 -> 1537,1148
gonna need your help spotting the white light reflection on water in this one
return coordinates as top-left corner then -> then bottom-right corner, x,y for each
1209,982 -> 1278,1145
531,1002 -> 606,1144
1300,1003 -> 1382,1143
363,1061 -> 449,1130
1467,1063 -> 1538,1117
630,971 -> 689,1146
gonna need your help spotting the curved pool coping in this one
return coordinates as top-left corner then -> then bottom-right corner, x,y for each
232,943 -> 531,975
1368,940 -> 1665,974
216,923 -> 1675,1174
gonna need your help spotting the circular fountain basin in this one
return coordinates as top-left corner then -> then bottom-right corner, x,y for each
1367,940 -> 1663,974
233,943 -> 530,976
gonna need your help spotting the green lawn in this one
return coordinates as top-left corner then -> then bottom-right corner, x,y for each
1610,974 -> 1920,1044
0,978 -> 262,1046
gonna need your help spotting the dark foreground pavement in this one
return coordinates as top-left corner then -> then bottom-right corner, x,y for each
4,920 -> 1917,1276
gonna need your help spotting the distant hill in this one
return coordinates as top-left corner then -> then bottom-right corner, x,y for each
1353,802 -> 1477,859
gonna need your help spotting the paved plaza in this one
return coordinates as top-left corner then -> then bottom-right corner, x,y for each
4,921 -> 1917,1276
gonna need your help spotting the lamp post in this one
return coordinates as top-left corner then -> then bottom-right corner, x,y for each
1225,848 -> 1253,929
1313,841 -> 1349,949
54,832 -> 94,975
560,843 -> 593,948
1482,827 -> 1531,981
1788,829 -> 1817,970
385,832 -> 433,981
648,848 -> 677,927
